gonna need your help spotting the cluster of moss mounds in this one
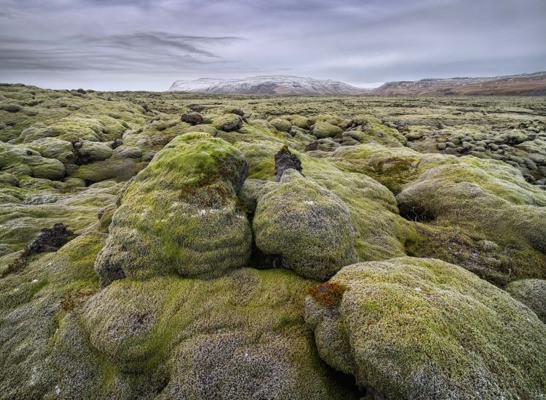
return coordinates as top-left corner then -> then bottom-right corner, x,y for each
1,84 -> 545,399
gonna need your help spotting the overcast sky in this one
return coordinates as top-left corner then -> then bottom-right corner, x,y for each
0,0 -> 545,91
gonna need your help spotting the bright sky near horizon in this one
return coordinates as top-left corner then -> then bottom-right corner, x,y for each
0,0 -> 545,91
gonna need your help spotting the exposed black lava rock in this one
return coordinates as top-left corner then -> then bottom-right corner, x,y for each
274,145 -> 303,181
181,113 -> 204,125
27,223 -> 75,255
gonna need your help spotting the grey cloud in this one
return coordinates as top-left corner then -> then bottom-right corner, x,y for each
0,32 -> 241,73
1,0 -> 545,90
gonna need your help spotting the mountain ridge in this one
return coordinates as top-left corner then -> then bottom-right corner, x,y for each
168,75 -> 365,95
370,71 -> 546,96
169,72 -> 546,96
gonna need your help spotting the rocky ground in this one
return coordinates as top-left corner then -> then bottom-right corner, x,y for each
1,83 -> 545,399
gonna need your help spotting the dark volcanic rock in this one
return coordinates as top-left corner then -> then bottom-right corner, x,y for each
27,223 -> 75,255
274,145 -> 303,181
181,113 -> 204,125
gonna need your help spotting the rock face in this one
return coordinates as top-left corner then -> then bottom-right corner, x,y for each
169,75 -> 365,95
26,222 -> 74,255
274,145 -> 303,181
304,257 -> 546,400
253,169 -> 359,280
94,133 -> 252,285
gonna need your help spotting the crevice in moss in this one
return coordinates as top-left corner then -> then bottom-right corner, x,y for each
246,240 -> 284,270
325,364 -> 364,398
398,204 -> 436,222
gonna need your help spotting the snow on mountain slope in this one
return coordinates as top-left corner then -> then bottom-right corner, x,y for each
168,75 -> 365,95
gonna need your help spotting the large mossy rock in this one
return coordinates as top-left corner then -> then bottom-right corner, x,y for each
0,142 -> 65,180
94,133 -> 252,285
237,140 -> 414,262
53,269 -> 358,399
304,257 -> 546,400
312,121 -> 342,138
253,169 -> 358,280
396,162 -> 546,282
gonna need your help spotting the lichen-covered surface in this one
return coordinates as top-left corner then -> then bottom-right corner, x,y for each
1,83 -> 545,399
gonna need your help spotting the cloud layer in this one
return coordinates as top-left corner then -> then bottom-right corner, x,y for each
1,0 -> 545,90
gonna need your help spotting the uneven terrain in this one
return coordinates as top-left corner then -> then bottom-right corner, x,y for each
1,84 -> 545,399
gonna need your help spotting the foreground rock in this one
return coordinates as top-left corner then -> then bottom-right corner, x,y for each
94,132 -> 252,285
304,257 -> 546,400
57,269 -> 356,399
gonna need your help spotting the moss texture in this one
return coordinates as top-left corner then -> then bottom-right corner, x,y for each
253,169 -> 358,280
505,278 -> 546,322
52,269 -> 358,399
94,133 -> 252,285
304,257 -> 546,400
2,85 -> 546,400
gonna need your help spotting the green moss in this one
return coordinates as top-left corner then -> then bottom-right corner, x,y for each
269,117 -> 292,132
305,257 -> 546,399
254,169 -> 359,280
505,279 -> 546,322
94,133 -> 252,285
312,121 -> 342,138
73,156 -> 138,183
211,113 -> 243,132
60,268 -> 357,399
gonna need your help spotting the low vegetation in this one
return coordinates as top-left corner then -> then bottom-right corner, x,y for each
1,83 -> 545,399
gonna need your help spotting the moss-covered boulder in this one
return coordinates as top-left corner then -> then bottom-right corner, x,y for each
76,139 -> 113,161
505,278 -> 546,322
396,162 -> 546,282
236,140 -> 413,262
304,257 -> 546,400
20,117 -> 112,143
312,121 -> 343,138
72,157 -> 139,183
27,137 -> 76,165
212,113 -> 243,132
0,142 -> 65,180
270,118 -> 292,132
253,169 -> 358,280
54,268 -> 356,399
94,133 -> 252,285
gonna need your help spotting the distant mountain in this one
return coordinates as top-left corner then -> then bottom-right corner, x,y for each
370,72 -> 546,96
168,75 -> 365,95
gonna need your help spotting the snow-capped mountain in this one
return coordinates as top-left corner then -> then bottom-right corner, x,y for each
168,75 -> 365,95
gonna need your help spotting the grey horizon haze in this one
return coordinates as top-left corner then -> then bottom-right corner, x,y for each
0,0 -> 545,91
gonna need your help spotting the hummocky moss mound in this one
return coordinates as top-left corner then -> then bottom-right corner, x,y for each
505,278 -> 546,322
0,232 -> 103,399
396,162 -> 546,283
304,257 -> 546,400
253,169 -> 359,280
94,132 -> 252,285
53,269 -> 358,399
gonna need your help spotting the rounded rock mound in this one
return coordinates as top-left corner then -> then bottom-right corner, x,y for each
94,132 -> 252,285
304,257 -> 546,400
253,169 -> 358,280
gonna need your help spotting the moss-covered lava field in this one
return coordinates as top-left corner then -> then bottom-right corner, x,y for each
1,83 -> 545,399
